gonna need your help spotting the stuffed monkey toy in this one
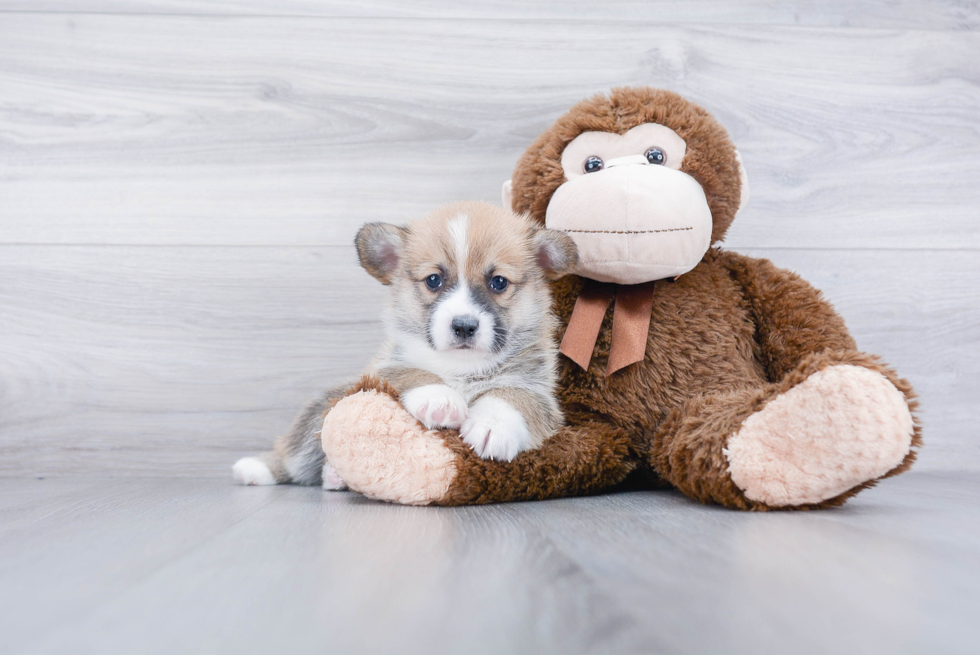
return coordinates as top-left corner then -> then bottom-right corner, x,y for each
321,87 -> 920,510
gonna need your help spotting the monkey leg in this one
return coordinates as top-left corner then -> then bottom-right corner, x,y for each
651,350 -> 921,510
321,376 -> 636,506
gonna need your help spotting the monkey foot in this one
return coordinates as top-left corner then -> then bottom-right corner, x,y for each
724,364 -> 915,507
321,388 -> 457,505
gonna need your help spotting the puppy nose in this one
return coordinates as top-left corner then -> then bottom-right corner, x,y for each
451,315 -> 479,339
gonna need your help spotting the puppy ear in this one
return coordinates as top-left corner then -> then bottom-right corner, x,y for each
533,228 -> 578,280
355,223 -> 407,285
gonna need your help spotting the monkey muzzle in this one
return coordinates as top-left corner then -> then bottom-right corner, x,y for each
545,155 -> 713,285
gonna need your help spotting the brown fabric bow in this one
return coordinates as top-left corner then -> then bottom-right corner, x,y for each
559,280 -> 656,376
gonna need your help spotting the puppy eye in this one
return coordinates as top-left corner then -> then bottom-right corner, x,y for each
424,274 -> 443,291
645,147 -> 666,165
488,275 -> 509,293
583,156 -> 604,173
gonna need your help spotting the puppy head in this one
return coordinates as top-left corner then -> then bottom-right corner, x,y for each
356,201 -> 577,369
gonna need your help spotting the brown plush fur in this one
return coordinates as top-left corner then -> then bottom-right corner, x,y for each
438,420 -> 636,505
333,375 -> 636,505
335,87 -> 920,509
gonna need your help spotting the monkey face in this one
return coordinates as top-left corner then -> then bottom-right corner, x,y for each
506,88 -> 750,286
546,123 -> 713,285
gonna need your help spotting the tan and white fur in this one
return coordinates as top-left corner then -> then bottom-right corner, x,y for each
233,201 -> 578,488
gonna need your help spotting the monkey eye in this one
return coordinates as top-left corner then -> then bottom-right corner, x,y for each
583,156 -> 604,173
645,147 -> 666,165
488,275 -> 509,293
424,274 -> 443,291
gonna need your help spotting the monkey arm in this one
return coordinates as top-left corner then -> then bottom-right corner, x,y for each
435,418 -> 636,505
322,375 -> 637,505
715,250 -> 858,381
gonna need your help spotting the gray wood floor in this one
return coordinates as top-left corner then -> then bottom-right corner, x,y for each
1,472 -> 978,654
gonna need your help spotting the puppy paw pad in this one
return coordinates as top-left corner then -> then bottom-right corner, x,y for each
322,463 -> 348,491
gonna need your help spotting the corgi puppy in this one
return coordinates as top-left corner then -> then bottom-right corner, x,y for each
233,201 -> 578,488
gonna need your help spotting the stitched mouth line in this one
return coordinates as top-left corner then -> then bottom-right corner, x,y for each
562,227 -> 693,234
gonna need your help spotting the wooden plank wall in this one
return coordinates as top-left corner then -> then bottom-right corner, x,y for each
1,2 -> 978,476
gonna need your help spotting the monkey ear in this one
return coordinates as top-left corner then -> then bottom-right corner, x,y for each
355,223 -> 407,285
533,228 -> 579,280
735,150 -> 750,218
501,180 -> 513,211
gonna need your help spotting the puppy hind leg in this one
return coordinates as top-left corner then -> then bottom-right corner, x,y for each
280,387 -> 348,485
232,386 -> 346,486
322,462 -> 348,491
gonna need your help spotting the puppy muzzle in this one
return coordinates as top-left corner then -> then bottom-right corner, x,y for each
545,158 -> 713,285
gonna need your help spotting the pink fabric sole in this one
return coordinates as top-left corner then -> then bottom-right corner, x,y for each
322,390 -> 457,505
725,365 -> 914,507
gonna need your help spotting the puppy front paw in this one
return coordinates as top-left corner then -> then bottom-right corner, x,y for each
460,396 -> 532,462
401,384 -> 467,429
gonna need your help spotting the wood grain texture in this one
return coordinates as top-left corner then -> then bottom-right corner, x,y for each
0,0 -> 977,30
0,7 -> 976,479
0,479 -> 288,652
1,8 -> 976,653
0,245 -> 384,476
1,16 -> 978,249
1,474 -> 978,653
1,245 -> 976,476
